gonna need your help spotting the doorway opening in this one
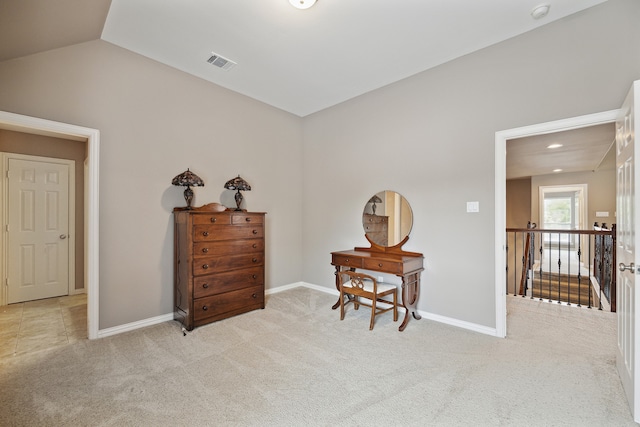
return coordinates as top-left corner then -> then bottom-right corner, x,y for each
495,109 -> 619,338
0,111 -> 99,339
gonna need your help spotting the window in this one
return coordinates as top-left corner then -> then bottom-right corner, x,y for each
539,184 -> 587,247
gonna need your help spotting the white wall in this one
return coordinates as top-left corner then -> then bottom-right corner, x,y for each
301,0 -> 640,328
0,41 -> 303,329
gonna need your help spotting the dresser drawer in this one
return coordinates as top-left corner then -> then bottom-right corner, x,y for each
194,285 -> 264,321
193,266 -> 264,298
194,224 -> 264,241
363,258 -> 403,275
232,213 -> 264,225
332,254 -> 363,269
193,253 -> 264,275
192,214 -> 232,225
194,239 -> 263,257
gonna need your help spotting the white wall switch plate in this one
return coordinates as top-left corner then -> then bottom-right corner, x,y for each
466,201 -> 479,213
595,211 -> 609,217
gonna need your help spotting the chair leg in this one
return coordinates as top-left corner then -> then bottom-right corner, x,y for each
369,298 -> 376,330
339,289 -> 345,321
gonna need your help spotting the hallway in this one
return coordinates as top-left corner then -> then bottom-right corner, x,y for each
0,293 -> 86,358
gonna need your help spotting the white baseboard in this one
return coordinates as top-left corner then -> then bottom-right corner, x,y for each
97,313 -> 174,339
96,282 -> 499,339
296,282 -> 500,337
420,311 -> 499,337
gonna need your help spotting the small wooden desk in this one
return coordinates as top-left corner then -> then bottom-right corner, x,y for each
331,248 -> 424,331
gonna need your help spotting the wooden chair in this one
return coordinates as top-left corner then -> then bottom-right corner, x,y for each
338,270 -> 398,330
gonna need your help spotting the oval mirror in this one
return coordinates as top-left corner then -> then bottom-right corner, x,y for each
362,191 -> 413,247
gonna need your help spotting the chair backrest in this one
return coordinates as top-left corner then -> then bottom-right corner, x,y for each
338,270 -> 378,295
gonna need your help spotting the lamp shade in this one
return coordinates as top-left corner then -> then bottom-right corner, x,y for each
172,168 -> 204,187
224,175 -> 251,192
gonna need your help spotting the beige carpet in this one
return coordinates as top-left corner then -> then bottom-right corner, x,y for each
0,288 -> 634,426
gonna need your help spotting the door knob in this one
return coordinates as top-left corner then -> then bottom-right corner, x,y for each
59,234 -> 67,239
619,262 -> 635,273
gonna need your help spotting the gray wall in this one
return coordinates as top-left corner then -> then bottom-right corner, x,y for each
301,0 -> 640,328
0,41 -> 303,329
0,0 -> 638,331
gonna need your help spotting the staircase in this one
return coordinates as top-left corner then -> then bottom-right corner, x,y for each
526,270 -> 601,308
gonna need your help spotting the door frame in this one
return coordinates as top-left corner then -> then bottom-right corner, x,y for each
2,153 -> 76,300
0,111 -> 99,340
494,109 -> 619,338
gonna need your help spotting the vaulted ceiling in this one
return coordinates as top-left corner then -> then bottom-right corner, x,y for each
0,0 -> 614,176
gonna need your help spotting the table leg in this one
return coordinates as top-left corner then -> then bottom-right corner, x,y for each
399,272 -> 421,331
332,266 -> 341,310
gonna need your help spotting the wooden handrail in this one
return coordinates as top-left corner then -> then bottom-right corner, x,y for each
506,228 -> 613,235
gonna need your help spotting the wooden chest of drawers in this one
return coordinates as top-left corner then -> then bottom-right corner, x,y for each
173,208 -> 266,331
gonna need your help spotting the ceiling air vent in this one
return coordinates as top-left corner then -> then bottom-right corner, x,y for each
207,53 -> 236,70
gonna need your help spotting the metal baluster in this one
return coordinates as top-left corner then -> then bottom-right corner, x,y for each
557,232 -> 562,304
513,232 -> 518,296
547,232 -> 552,302
566,235 -> 571,306
505,231 -> 509,295
587,236 -> 597,308
576,239 -> 582,307
538,240 -> 543,301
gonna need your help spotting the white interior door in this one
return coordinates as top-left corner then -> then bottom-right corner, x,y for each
6,155 -> 73,303
616,80 -> 640,421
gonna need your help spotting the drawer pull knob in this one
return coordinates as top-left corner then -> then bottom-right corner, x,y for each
345,258 -> 349,262
252,258 -> 258,263
202,248 -> 209,253
252,293 -> 257,299
203,264 -> 209,269
245,217 -> 251,222
202,305 -> 208,311
202,283 -> 209,288
252,274 -> 257,279
210,217 -> 216,223
252,230 -> 258,235
202,231 -> 209,237
252,244 -> 257,249
378,263 -> 383,267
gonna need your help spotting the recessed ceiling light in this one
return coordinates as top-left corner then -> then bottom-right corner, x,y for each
289,0 -> 317,9
553,169 -> 563,173
531,4 -> 550,20
547,143 -> 563,149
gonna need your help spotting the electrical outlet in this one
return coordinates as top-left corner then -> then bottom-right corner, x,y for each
377,276 -> 384,282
